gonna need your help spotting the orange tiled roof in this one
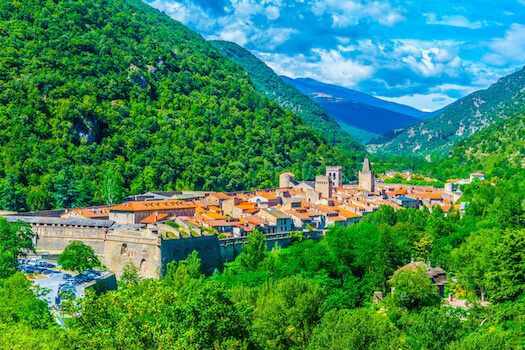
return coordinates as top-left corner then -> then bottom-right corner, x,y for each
203,212 -> 228,220
393,189 -> 407,195
334,208 -> 363,219
255,192 -> 279,200
412,193 -> 442,200
328,216 -> 346,222
110,200 -> 195,212
208,192 -> 231,200
286,210 -> 312,221
139,213 -> 168,223
64,208 -> 109,218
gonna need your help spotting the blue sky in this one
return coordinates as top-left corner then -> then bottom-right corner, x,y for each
145,0 -> 525,111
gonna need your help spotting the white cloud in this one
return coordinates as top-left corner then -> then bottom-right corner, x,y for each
255,49 -> 374,88
265,5 -> 280,20
312,0 -> 404,27
424,13 -> 483,29
484,23 -> 525,65
378,93 -> 457,112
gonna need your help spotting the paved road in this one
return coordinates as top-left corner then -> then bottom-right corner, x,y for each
30,269 -> 109,307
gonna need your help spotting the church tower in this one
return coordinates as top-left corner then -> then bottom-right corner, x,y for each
326,166 -> 343,188
358,158 -> 375,192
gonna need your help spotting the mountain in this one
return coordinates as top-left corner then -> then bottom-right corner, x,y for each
368,67 -> 525,155
281,76 -> 433,119
437,107 -> 525,179
281,76 -> 423,142
0,0 -> 359,211
210,40 -> 364,152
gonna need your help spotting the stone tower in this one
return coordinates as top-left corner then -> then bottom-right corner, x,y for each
358,158 -> 375,192
326,166 -> 343,188
279,172 -> 295,188
315,175 -> 333,198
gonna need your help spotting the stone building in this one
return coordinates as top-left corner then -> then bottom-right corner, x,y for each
358,158 -> 375,192
279,172 -> 296,188
109,201 -> 195,224
315,175 -> 333,198
326,166 -> 343,188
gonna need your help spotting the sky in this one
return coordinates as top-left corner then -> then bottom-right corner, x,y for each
144,0 -> 525,111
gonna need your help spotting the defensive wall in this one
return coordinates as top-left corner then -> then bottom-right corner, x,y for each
5,216 -> 324,279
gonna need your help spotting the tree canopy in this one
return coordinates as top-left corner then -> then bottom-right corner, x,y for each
57,240 -> 101,273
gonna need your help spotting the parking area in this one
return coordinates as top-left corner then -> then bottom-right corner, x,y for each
18,259 -> 109,307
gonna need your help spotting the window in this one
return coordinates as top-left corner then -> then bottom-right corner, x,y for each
140,259 -> 146,272
121,244 -> 127,255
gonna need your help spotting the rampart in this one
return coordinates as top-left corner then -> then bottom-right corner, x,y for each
4,216 -> 324,280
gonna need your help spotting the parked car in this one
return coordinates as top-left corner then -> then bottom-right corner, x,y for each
63,274 -> 72,280
27,258 -> 42,266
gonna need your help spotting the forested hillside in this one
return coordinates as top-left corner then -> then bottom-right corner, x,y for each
0,0 -> 359,212
369,67 -> 525,155
433,109 -> 525,180
211,40 -> 364,151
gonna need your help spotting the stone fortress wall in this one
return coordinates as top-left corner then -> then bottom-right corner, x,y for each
5,215 -> 307,279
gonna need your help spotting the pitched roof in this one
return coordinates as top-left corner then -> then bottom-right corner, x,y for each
412,193 -> 442,200
110,200 -> 195,212
139,213 -> 168,223
207,192 -> 231,200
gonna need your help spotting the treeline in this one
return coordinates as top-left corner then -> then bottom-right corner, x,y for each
2,178 -> 525,348
0,0 -> 359,212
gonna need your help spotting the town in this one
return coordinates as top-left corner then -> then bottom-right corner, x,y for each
3,159 -> 484,279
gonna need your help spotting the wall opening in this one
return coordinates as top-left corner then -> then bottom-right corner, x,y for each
121,243 -> 127,255
140,259 -> 146,272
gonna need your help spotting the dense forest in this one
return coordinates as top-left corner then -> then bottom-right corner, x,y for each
2,178 -> 525,349
0,0 -> 361,212
210,41 -> 364,153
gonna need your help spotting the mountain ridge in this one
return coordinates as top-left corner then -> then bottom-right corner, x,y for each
280,76 -> 433,119
282,76 -> 423,141
368,66 -> 525,155
210,40 -> 364,152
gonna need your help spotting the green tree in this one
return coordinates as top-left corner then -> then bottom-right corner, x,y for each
451,329 -> 510,350
390,265 -> 441,311
120,261 -> 142,286
0,218 -> 34,278
163,250 -> 203,292
73,280 -> 253,349
239,230 -> 268,271
0,174 -> 25,212
52,169 -> 81,209
253,276 -> 326,349
57,241 -> 101,273
308,309 -> 401,350
407,307 -> 468,350
451,228 -> 500,297
486,228 -> 525,303
101,166 -> 125,205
